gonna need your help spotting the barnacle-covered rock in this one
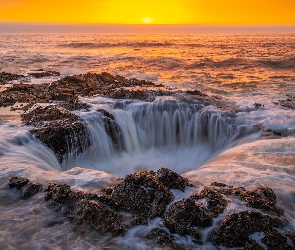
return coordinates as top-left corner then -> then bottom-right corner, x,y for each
212,210 -> 284,248
23,106 -> 91,163
45,183 -> 125,235
145,228 -> 174,246
100,171 -> 174,218
262,229 -> 295,250
163,197 -> 212,240
9,176 -> 42,199
155,167 -> 192,191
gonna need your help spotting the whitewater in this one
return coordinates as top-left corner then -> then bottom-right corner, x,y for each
0,33 -> 295,249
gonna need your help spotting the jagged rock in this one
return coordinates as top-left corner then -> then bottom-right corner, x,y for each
253,186 -> 277,204
244,239 -> 264,250
0,72 -> 23,85
163,197 -> 212,240
9,176 -> 42,199
145,228 -> 173,246
262,229 -> 295,250
97,109 -> 124,150
212,210 -> 284,248
155,167 -> 191,191
285,232 -> 295,246
28,70 -> 60,78
22,105 -> 78,126
192,187 -> 228,217
9,176 -> 29,189
45,183 -> 125,235
99,171 -> 174,218
218,185 -> 283,216
23,106 -> 91,162
31,119 -> 90,162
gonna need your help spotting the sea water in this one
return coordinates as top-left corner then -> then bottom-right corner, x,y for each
0,33 -> 294,249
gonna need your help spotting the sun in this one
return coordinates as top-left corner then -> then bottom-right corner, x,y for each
141,17 -> 154,24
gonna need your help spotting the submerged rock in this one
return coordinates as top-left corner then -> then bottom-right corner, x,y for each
212,210 -> 284,248
163,197 -> 212,241
9,176 -> 42,199
101,171 -> 174,218
145,228 -> 174,246
45,183 -> 125,235
28,70 -> 60,78
0,72 -> 23,85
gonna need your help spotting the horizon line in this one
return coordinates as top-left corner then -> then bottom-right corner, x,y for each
1,22 -> 295,34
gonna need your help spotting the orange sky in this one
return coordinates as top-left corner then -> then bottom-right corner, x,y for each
0,0 -> 295,25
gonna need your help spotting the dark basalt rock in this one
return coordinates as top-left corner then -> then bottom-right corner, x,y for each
22,105 -> 78,126
192,187 -> 228,218
9,176 -> 42,199
217,185 -> 283,216
23,106 -> 91,163
163,197 -> 212,240
45,183 -> 125,235
145,228 -> 174,246
244,239 -> 265,250
0,72 -> 23,85
99,171 -> 174,218
212,210 -> 284,248
31,119 -> 90,163
155,167 -> 191,191
97,109 -> 124,151
262,229 -> 295,250
28,70 -> 60,78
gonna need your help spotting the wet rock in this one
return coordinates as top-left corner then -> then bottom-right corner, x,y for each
31,118 -> 90,163
212,210 -> 284,248
9,176 -> 29,189
105,88 -> 157,102
254,102 -> 264,109
45,183 -> 125,235
22,105 -> 78,126
278,99 -> 295,109
155,167 -> 191,191
9,176 -> 42,199
100,171 -> 174,218
262,229 -> 295,250
285,232 -> 295,246
192,187 -> 228,217
28,70 -> 60,78
145,228 -> 173,246
244,239 -> 264,250
218,185 -> 283,216
163,197 -> 212,240
58,100 -> 90,111
23,106 -> 91,162
0,72 -> 23,85
97,109 -> 124,151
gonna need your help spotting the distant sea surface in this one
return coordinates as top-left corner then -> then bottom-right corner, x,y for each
0,34 -> 295,249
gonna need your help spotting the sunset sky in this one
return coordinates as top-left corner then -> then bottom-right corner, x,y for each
0,0 -> 295,25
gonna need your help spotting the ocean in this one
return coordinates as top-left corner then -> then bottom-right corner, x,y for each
0,33 -> 295,249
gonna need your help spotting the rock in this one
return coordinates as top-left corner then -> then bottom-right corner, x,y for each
28,70 -> 60,78
163,197 -> 212,240
9,176 -> 42,199
99,171 -> 174,218
192,187 -> 228,217
0,72 -> 23,85
9,176 -> 29,189
145,228 -> 174,246
31,118 -> 90,162
23,106 -> 91,162
97,109 -> 124,151
22,105 -> 78,126
45,183 -> 125,235
155,167 -> 191,191
244,239 -> 264,250
217,185 -> 283,216
285,232 -> 295,246
212,210 -> 284,248
262,229 -> 295,250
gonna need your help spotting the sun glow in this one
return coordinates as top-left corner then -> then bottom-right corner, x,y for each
142,17 -> 154,24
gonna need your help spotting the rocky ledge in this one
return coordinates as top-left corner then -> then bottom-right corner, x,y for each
9,169 -> 295,249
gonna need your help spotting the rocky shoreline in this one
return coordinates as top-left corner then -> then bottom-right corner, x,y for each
9,169 -> 295,249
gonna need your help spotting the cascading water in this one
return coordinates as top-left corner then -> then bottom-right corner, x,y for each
61,98 -> 245,175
